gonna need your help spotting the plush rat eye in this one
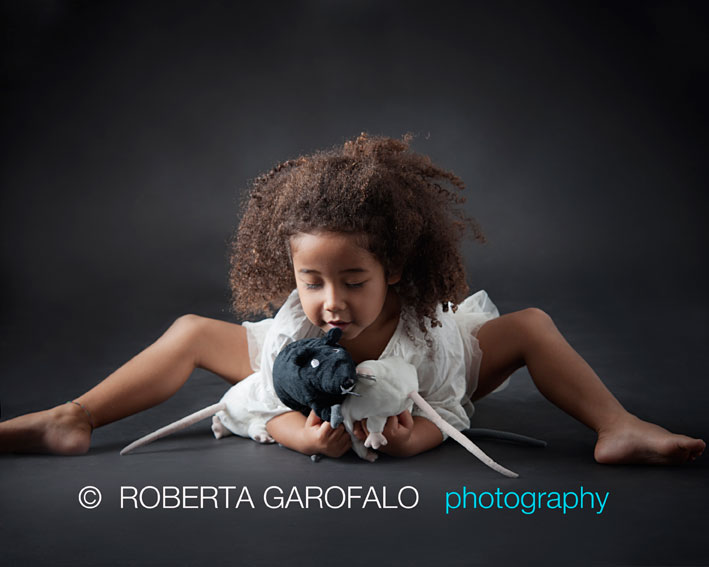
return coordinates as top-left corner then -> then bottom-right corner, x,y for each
310,359 -> 320,368
332,349 -> 340,353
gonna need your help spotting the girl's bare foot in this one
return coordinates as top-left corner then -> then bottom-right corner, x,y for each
594,413 -> 705,465
0,403 -> 92,455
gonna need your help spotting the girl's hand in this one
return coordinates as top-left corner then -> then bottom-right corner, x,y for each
266,410 -> 351,458
353,411 -> 415,452
353,411 -> 443,457
301,410 -> 351,458
379,411 -> 415,451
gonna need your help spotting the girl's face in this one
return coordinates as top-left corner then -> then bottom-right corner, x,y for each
290,231 -> 400,343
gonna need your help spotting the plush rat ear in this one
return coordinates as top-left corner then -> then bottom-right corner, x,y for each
355,362 -> 377,378
324,327 -> 343,345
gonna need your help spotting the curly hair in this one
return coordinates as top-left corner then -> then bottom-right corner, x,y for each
229,133 -> 484,332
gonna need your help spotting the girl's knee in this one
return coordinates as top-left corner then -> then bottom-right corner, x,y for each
170,314 -> 205,334
163,316 -> 249,379
516,307 -> 554,330
165,314 -> 209,350
507,308 -> 557,349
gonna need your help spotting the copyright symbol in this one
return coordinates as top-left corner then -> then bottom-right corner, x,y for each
78,486 -> 102,509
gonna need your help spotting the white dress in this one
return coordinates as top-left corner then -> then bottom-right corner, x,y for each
215,289 -> 500,443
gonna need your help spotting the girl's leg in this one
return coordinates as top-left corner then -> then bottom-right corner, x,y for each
0,315 -> 254,455
473,308 -> 705,464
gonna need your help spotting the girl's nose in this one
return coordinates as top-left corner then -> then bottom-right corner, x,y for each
324,286 -> 345,312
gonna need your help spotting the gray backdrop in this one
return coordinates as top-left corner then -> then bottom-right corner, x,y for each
1,2 -> 707,566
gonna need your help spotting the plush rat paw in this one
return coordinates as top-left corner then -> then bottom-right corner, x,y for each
211,416 -> 231,439
248,424 -> 274,444
364,432 -> 388,450
252,431 -> 272,443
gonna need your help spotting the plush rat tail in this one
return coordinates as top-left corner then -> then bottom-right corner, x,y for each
408,391 -> 518,478
120,402 -> 227,456
464,428 -> 546,447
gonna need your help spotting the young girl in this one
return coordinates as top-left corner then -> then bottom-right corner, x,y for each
0,133 -> 704,463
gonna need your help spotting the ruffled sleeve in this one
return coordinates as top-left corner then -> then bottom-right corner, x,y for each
215,290 -> 322,443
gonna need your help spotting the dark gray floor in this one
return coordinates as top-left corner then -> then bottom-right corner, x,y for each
1,289 -> 707,567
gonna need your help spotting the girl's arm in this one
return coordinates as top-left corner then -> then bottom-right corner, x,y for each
266,410 -> 352,457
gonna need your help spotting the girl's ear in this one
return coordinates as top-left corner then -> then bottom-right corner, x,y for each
387,272 -> 401,285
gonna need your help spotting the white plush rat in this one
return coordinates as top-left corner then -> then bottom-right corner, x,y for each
338,357 -> 519,477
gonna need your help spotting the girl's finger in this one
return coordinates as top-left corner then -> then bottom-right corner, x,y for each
306,410 -> 323,427
384,415 -> 399,433
338,434 -> 352,451
397,410 -> 414,429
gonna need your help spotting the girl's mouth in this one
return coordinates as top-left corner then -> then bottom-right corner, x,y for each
327,321 -> 351,330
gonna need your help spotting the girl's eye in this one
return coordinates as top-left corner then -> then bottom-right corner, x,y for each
302,281 -> 364,290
